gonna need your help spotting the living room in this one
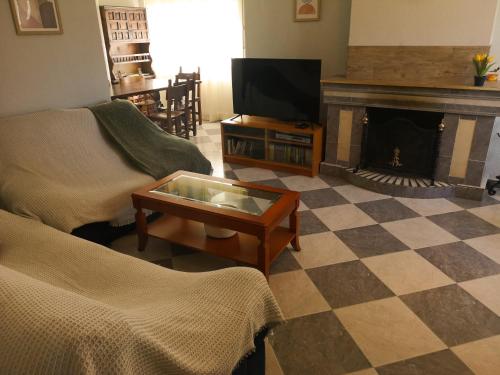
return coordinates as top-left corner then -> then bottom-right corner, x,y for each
1,1 -> 499,374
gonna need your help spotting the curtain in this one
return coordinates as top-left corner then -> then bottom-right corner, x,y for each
145,0 -> 244,122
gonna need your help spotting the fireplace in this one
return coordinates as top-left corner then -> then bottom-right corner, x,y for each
360,108 -> 444,182
320,79 -> 499,199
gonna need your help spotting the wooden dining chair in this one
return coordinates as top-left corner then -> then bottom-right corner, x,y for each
149,79 -> 190,139
176,67 -> 202,129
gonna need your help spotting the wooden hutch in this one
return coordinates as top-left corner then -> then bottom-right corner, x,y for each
99,6 -> 155,83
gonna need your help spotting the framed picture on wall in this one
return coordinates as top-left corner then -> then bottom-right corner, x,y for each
295,0 -> 320,22
9,0 -> 63,35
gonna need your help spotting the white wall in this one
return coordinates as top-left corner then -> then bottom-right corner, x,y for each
0,0 -> 110,117
98,0 -> 144,7
350,0 -> 498,46
244,0 -> 351,78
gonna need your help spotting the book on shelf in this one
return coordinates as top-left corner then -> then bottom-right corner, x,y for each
274,132 -> 311,144
226,138 -> 256,157
269,143 -> 312,166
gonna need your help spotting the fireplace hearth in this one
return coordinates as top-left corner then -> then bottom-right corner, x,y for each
359,108 -> 444,183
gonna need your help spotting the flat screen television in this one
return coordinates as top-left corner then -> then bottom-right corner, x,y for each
232,58 -> 321,123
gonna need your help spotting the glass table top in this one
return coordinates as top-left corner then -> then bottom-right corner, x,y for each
151,175 -> 282,216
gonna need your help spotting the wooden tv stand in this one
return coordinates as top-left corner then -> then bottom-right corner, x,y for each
221,116 -> 323,177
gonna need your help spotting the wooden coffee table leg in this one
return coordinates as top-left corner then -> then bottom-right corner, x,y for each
258,230 -> 271,280
290,198 -> 301,252
135,207 -> 148,252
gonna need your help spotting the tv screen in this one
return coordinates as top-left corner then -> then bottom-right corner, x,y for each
232,58 -> 321,123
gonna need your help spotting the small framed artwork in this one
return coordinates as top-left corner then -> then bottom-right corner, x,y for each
9,0 -> 63,35
295,0 -> 320,22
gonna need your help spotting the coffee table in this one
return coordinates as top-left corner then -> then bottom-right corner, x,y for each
131,171 -> 301,279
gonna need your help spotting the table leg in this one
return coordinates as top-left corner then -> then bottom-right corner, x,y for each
290,199 -> 301,252
258,230 -> 271,280
135,207 -> 148,252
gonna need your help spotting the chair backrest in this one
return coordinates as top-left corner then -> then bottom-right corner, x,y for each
166,79 -> 188,113
177,66 -> 201,81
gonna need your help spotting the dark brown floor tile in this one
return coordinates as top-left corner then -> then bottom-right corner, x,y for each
428,211 -> 500,240
447,196 -> 500,209
227,163 -> 247,170
270,311 -> 371,375
300,211 -> 330,235
307,261 -> 394,308
274,170 -> 295,178
300,188 -> 349,209
356,198 -> 420,223
253,178 -> 288,190
376,350 -> 473,375
152,258 -> 173,269
270,249 -> 302,275
401,284 -> 500,346
170,244 -> 196,256
417,242 -> 500,282
319,174 -> 349,187
335,225 -> 409,258
223,170 -> 238,180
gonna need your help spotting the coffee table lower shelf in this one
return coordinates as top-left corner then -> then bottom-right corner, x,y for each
147,215 -> 295,268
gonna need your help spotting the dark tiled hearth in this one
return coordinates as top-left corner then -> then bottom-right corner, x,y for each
111,123 -> 500,375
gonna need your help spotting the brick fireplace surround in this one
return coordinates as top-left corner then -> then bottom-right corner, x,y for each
320,78 -> 500,199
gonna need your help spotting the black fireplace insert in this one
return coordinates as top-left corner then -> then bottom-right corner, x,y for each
360,107 -> 444,181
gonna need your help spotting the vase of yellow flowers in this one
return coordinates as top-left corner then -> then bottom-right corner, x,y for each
473,53 -> 495,86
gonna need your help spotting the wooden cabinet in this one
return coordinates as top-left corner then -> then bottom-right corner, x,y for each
221,116 -> 323,177
100,6 -> 155,83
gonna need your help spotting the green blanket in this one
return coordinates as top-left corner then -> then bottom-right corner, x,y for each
89,100 -> 212,180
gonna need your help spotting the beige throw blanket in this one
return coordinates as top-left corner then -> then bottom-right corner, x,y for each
0,210 -> 283,374
0,108 -> 155,232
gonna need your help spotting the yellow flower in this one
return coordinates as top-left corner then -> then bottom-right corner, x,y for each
474,53 -> 483,62
488,56 -> 495,63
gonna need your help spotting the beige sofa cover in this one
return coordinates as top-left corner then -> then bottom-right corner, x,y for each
0,209 -> 283,374
0,108 -> 155,232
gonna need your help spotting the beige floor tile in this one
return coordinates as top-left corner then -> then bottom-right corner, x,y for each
196,142 -> 222,153
382,217 -> 459,249
292,232 -> 358,269
334,185 -> 389,203
346,369 -> 379,375
362,251 -> 454,295
452,335 -> 500,375
468,205 -> 500,228
233,167 -> 278,181
269,270 -> 331,319
111,234 -> 172,261
396,197 -> 462,216
459,275 -> 500,315
312,204 -> 377,231
265,340 -> 284,375
280,175 -> 330,192
335,297 -> 446,367
464,234 -> 500,264
171,252 -> 236,272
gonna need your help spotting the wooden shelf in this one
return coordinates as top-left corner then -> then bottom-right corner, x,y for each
221,115 -> 323,176
100,6 -> 155,83
269,138 -> 313,147
147,215 -> 294,266
224,133 -> 265,141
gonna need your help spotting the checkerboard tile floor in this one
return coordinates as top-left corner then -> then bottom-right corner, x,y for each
111,123 -> 500,375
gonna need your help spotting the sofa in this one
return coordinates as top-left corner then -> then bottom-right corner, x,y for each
0,209 -> 283,374
0,104 -> 282,374
0,102 -> 211,243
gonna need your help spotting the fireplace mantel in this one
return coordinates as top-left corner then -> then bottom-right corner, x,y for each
320,78 -> 500,199
322,77 -> 500,117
